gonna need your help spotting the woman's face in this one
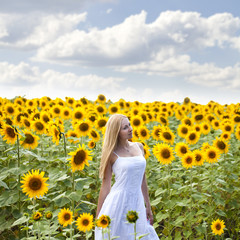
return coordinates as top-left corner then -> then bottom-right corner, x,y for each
118,117 -> 133,140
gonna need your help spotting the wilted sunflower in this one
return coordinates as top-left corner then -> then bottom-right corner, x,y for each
75,120 -> 91,137
33,211 -> 42,221
58,208 -> 73,227
185,131 -> 200,145
205,146 -> 220,164
153,143 -> 174,165
88,140 -> 96,149
211,219 -> 225,236
130,115 -> 142,129
138,126 -> 150,140
96,215 -> 111,228
160,128 -> 175,145
0,124 -> 18,144
175,142 -> 189,158
213,137 -> 229,154
151,125 -> 162,140
177,124 -> 189,138
20,130 -> 39,149
181,152 -> 195,169
68,144 -> 92,172
32,119 -> 46,134
126,210 -> 139,224
21,169 -> 49,199
193,149 -> 204,166
76,213 -> 94,232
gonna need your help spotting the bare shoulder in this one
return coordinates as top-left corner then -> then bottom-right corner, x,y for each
109,151 -> 118,165
136,142 -> 144,153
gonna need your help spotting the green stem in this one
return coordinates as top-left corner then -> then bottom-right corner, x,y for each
62,132 -> 67,158
102,228 -> 105,240
108,226 -> 111,240
167,164 -> 171,234
134,222 -> 137,240
70,223 -> 73,240
38,221 -> 41,240
17,134 -> 21,212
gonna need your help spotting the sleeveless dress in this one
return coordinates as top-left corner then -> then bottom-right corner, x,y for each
95,143 -> 159,240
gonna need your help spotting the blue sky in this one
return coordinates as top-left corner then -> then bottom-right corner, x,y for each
0,0 -> 240,104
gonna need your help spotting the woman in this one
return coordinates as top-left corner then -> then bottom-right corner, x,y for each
95,114 -> 159,239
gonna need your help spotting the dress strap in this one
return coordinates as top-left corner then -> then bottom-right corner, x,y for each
135,142 -> 143,155
113,151 -> 120,158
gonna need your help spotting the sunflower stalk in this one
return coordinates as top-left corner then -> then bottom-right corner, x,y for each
17,134 -> 21,212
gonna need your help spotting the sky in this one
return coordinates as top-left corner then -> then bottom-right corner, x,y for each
0,0 -> 240,104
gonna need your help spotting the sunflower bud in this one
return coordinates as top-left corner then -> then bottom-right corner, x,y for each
126,210 -> 138,224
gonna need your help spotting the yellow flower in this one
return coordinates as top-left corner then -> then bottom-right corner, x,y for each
21,117 -> 31,130
205,146 -> 220,164
177,124 -> 189,138
151,125 -> 162,140
175,142 -> 189,158
74,120 -> 91,137
0,124 -> 18,144
32,119 -> 46,134
66,130 -> 79,143
211,219 -> 225,236
95,104 -> 107,115
201,122 -> 211,135
185,131 -> 200,145
160,128 -> 175,145
68,144 -> 92,172
96,215 -> 111,228
21,169 -> 49,199
72,108 -> 85,121
95,116 -> 108,131
49,125 -> 61,145
76,213 -> 94,232
33,211 -> 42,221
88,140 -> 96,149
213,137 -> 229,154
108,104 -> 119,114
143,144 -> 150,159
88,129 -> 100,142
153,143 -> 174,165
58,208 -> 73,227
138,126 -> 150,140
20,130 -> 39,150
61,107 -> 72,120
97,94 -> 106,104
130,116 -> 142,129
126,210 -> 138,224
181,152 -> 195,169
193,149 -> 204,166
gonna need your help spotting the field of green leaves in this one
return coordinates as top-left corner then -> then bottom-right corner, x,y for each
0,95 -> 240,240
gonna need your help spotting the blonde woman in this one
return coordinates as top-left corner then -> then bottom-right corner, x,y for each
95,114 -> 159,239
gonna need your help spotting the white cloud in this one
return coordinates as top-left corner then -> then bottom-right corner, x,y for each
106,8 -> 112,14
0,12 -> 87,49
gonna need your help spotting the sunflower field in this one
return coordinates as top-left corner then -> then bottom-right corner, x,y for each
0,95 -> 240,240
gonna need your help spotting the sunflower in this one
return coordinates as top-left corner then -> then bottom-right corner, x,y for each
235,129 -> 240,140
175,142 -> 189,158
21,169 -> 49,199
108,104 -> 119,114
211,219 -> 225,236
96,215 -> 111,228
76,213 -> 94,232
143,144 -> 150,159
130,115 -> 142,128
74,120 -> 91,137
14,112 -> 25,126
51,105 -> 61,118
185,131 -> 200,145
181,117 -> 193,126
66,97 -> 75,107
4,103 -> 16,116
221,131 -> 231,141
205,146 -> 220,164
0,124 -> 18,144
80,97 -> 88,105
192,113 -> 204,123
213,137 -> 229,154
232,114 -> 240,125
177,124 -> 189,138
211,120 -> 220,130
158,115 -> 168,126
138,126 -> 150,140
33,211 -> 42,221
221,122 -> 234,133
181,152 -> 195,169
151,125 -> 162,140
97,94 -> 106,104
193,149 -> 204,166
153,143 -> 174,165
40,111 -> 51,124
32,119 -> 46,134
95,104 -> 107,115
130,107 -> 140,116
95,117 -> 108,131
72,108 -> 85,121
58,208 -> 73,227
66,130 -> 79,143
126,210 -> 139,224
20,130 -> 39,149
68,144 -> 92,172
192,124 -> 202,133
61,107 -> 72,120
88,140 -> 96,149
201,142 -> 211,151
201,122 -> 211,135
49,125 -> 61,145
45,211 -> 53,220
160,128 -> 175,145
88,129 -> 100,142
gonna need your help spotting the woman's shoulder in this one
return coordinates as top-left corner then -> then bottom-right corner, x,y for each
109,151 -> 118,165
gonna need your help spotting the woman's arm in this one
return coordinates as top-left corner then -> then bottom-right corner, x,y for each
95,158 -> 113,218
138,142 -> 154,225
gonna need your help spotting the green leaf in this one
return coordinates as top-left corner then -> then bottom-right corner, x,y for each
0,180 -> 9,189
156,212 -> 169,222
12,215 -> 29,227
68,190 -> 82,202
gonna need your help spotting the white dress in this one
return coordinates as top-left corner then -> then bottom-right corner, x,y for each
95,143 -> 159,240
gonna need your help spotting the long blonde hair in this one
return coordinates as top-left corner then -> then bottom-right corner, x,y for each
99,114 -> 127,179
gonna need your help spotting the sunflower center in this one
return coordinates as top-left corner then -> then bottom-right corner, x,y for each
70,133 -> 77,137
91,131 -> 97,138
225,126 -> 231,131
82,219 -> 89,226
24,119 -> 31,127
43,115 -> 50,123
163,132 -> 172,140
29,178 -> 42,191
101,219 -> 108,225
204,125 -> 209,130
195,154 -> 202,162
35,122 -> 44,130
186,157 -> 192,164
215,223 -> 221,230
69,99 -> 73,104
185,119 -> 191,126
111,107 -> 118,113
98,120 -> 107,128
64,213 -> 71,221
217,141 -> 226,150
181,127 -> 188,134
79,123 -> 89,132
141,130 -> 147,137
161,149 -> 170,159
64,111 -> 70,116
98,95 -> 105,101
209,151 -> 216,158
180,147 -> 187,154
75,112 -> 83,119
6,127 -> 16,138
234,116 -> 240,122
189,133 -> 196,140
97,106 -> 104,113
54,108 -> 60,114
195,114 -> 203,121
6,118 -> 13,125
133,119 -> 140,126
160,117 -> 167,124
74,150 -> 86,165
7,106 -> 14,114
214,122 -> 219,127
24,134 -> 34,144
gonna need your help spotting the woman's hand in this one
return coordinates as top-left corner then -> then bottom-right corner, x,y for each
146,207 -> 154,225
